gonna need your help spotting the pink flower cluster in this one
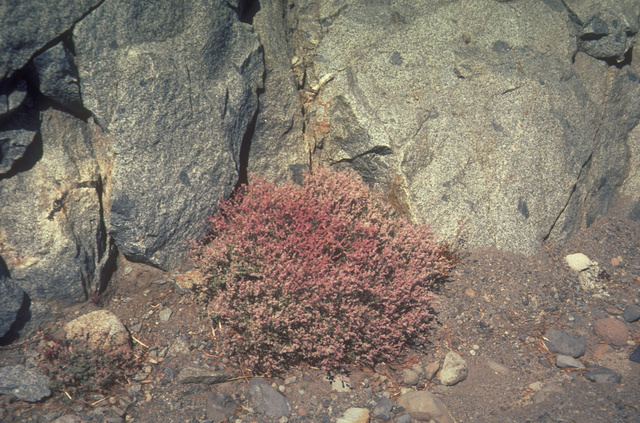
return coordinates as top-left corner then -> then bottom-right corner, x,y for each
191,167 -> 455,375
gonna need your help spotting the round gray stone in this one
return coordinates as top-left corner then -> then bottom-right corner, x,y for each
584,367 -> 622,384
543,327 -> 587,358
622,305 -> 640,322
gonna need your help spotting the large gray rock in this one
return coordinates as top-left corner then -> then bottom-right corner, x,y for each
281,0 -> 640,255
32,41 -> 85,116
0,108 -> 114,309
0,79 -> 39,176
250,0 -> 308,183
0,365 -> 51,402
73,0 -> 264,269
564,0 -> 640,62
0,268 -> 26,340
0,77 -> 28,118
0,0 -> 102,79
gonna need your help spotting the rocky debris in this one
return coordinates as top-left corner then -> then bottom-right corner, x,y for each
438,351 -> 468,386
2,201 -> 640,422
543,327 -> 587,358
574,9 -> 638,62
531,383 -> 564,404
629,346 -> 640,363
330,374 -> 352,392
584,367 -> 622,384
0,365 -> 51,402
0,272 -> 26,340
622,305 -> 640,322
158,308 -> 172,322
486,360 -> 510,375
53,416 -> 82,423
592,343 -> 615,359
397,390 -> 455,423
372,396 -> 393,421
206,392 -> 238,422
248,377 -> 291,418
424,362 -> 440,380
564,253 -> 596,272
401,368 -> 420,386
176,366 -> 232,385
593,317 -> 629,346
555,355 -> 585,369
564,253 -> 609,295
336,407 -> 370,423
64,310 -> 130,350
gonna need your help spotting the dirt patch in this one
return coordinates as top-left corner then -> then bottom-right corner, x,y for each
1,202 -> 640,422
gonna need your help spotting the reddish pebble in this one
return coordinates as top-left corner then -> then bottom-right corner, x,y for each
610,257 -> 621,267
297,408 -> 308,416
594,318 -> 628,346
592,343 -> 614,359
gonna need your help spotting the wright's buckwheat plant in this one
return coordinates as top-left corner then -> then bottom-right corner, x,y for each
38,332 -> 139,398
191,167 -> 456,375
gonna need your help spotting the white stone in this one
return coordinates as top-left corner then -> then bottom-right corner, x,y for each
439,351 -> 468,386
565,253 -> 595,272
336,407 -> 369,423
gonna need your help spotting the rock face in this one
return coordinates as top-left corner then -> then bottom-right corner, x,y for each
73,0 -> 263,270
0,109 -> 114,313
0,0 -> 102,80
282,0 -> 640,255
2,0 -> 640,340
0,0 -> 262,336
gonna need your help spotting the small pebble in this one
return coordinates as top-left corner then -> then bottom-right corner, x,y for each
622,305 -> 640,322
584,367 -> 621,384
556,355 -> 585,369
594,318 -> 628,346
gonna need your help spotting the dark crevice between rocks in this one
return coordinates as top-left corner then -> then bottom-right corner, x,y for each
604,47 -> 633,69
0,129 -> 43,182
234,94 -> 261,190
240,0 -> 261,24
234,59 -> 266,190
23,33 -> 92,121
94,177 -> 118,299
0,292 -> 32,347
542,152 -> 593,243
228,0 -> 261,25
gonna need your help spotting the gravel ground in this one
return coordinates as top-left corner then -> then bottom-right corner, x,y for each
1,201 -> 639,423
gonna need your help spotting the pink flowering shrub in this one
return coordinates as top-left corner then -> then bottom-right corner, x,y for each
191,167 -> 456,375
